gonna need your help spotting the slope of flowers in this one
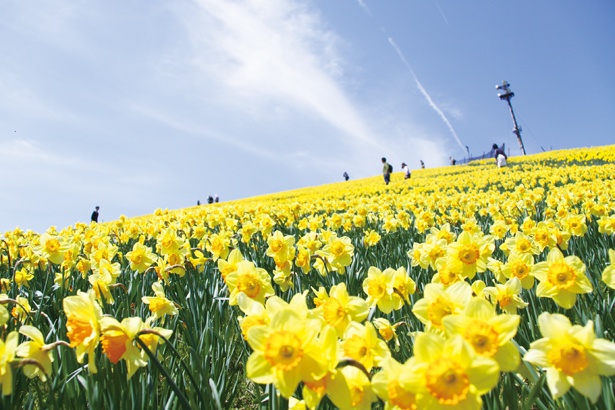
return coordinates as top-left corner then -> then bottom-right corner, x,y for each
0,145 -> 614,409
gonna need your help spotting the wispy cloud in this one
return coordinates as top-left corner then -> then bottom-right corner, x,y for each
355,0 -> 371,15
386,37 -> 465,151
434,0 -> 450,25
172,0 -> 386,154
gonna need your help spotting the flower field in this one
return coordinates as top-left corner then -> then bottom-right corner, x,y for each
1,145 -> 615,409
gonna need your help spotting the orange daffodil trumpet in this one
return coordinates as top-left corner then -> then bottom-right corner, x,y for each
63,290 -> 103,373
100,316 -> 172,379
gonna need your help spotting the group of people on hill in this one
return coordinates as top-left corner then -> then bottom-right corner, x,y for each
381,157 -> 412,185
197,195 -> 219,205
375,143 -> 506,185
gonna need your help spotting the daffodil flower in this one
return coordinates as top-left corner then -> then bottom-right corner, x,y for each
524,312 -> 615,403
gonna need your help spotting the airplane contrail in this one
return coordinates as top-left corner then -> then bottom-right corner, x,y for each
387,37 -> 465,151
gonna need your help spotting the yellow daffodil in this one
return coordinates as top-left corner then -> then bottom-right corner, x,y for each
316,234 -> 354,274
412,282 -> 472,330
501,253 -> 535,289
426,223 -> 456,244
362,267 -> 395,314
443,298 -> 520,371
523,312 -> 615,403
363,229 -> 381,247
391,266 -> 416,308
188,248 -> 209,273
141,281 -> 179,320
226,260 -> 275,306
601,249 -> 615,289
206,232 -> 230,261
500,231 -> 540,258
125,241 -> 158,273
11,295 -> 31,323
402,332 -> 500,409
303,325 -> 353,410
561,213 -> 588,237
0,332 -> 18,395
372,356 -> 418,410
13,268 -> 34,287
342,322 -> 390,372
408,243 -> 429,270
483,277 -> 528,314
217,248 -> 244,282
339,365 -> 378,410
532,221 -> 558,251
35,233 -> 66,265
486,257 -> 506,283
63,290 -> 103,373
373,318 -> 403,351
446,231 -> 493,279
236,292 -> 269,340
422,239 -> 448,271
245,307 -> 328,399
597,215 -> 615,235
320,282 -> 368,336
489,220 -> 509,240
432,258 -> 464,287
532,248 -> 592,309
273,262 -> 294,292
266,230 -> 296,265
15,325 -> 54,381
100,316 -> 172,379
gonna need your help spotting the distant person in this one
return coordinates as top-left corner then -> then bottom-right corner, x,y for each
420,160 -> 425,169
91,206 -> 100,223
450,157 -> 456,165
381,157 -> 392,185
401,162 -> 411,179
493,144 -> 508,167
214,194 -> 219,203
343,171 -> 349,181
207,196 -> 214,204
197,200 -> 201,206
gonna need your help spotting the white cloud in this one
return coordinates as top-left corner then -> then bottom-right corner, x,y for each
172,0 -> 386,153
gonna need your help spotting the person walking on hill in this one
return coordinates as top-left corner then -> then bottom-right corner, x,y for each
91,206 -> 100,223
382,157 -> 392,185
401,162 -> 411,179
493,144 -> 508,167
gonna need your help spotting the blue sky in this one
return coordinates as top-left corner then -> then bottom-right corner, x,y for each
1,0 -> 613,233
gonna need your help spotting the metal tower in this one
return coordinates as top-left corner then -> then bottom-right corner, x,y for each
496,81 -> 526,155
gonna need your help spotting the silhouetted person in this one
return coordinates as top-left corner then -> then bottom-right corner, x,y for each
420,160 -> 425,169
91,206 -> 100,223
401,162 -> 411,179
207,196 -> 214,204
343,172 -> 349,181
493,144 -> 508,167
382,157 -> 392,185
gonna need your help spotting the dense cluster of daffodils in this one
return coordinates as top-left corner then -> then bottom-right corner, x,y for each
0,145 -> 614,409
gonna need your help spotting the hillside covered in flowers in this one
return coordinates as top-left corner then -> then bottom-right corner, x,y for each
1,145 -> 614,409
